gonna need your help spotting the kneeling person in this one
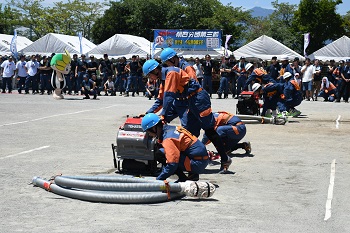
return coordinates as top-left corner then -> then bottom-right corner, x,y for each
81,74 -> 97,99
141,113 -> 209,182
202,111 -> 251,158
319,77 -> 337,102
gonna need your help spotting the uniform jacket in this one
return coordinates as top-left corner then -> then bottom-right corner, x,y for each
157,125 -> 206,180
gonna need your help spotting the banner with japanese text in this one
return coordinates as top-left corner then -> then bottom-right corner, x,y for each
153,29 -> 221,50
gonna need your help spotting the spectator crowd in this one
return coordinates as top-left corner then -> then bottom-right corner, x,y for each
1,53 -> 350,104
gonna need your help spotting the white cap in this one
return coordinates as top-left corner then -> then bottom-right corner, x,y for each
245,63 -> 253,71
283,72 -> 292,79
281,56 -> 289,61
252,83 -> 261,92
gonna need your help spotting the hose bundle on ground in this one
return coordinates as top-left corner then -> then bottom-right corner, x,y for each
237,114 -> 287,125
32,175 -> 216,204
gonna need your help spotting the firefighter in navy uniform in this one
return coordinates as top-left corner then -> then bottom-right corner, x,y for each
232,56 -> 247,98
217,57 -> 230,99
115,57 -> 128,96
266,56 -> 281,81
141,113 -> 209,182
202,111 -> 251,158
278,56 -> 294,83
125,55 -> 142,97
243,63 -> 274,91
228,55 -> 237,98
143,59 -> 232,173
259,77 -> 285,117
336,59 -> 350,103
277,72 -> 302,117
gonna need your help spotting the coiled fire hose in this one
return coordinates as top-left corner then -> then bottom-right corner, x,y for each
32,175 -> 216,204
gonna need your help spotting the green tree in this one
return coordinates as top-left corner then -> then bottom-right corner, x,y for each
52,0 -> 105,39
244,1 -> 301,53
244,16 -> 270,44
91,1 -> 131,44
293,0 -> 345,54
92,0 -> 182,43
8,0 -> 48,39
8,0 -> 104,40
343,11 -> 350,36
266,1 -> 300,52
0,4 -> 21,34
91,0 -> 251,48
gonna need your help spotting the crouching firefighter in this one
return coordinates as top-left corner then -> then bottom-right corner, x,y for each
244,63 -> 273,91
141,113 -> 209,182
257,78 -> 285,117
202,111 -> 251,160
277,72 -> 303,117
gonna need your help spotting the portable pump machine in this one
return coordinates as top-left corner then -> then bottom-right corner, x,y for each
112,116 -> 159,174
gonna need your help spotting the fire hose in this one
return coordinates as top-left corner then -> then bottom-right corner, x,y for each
236,114 -> 287,125
32,175 -> 216,204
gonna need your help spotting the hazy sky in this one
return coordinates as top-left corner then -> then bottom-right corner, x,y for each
0,0 -> 348,15
220,0 -> 348,15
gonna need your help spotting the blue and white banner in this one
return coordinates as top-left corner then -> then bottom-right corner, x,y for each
153,29 -> 221,50
151,40 -> 157,59
10,29 -> 18,59
78,32 -> 83,54
304,33 -> 310,57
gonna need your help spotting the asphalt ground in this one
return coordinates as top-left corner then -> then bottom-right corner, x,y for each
0,92 -> 349,233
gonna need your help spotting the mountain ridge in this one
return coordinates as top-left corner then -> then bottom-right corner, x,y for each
249,6 -> 274,18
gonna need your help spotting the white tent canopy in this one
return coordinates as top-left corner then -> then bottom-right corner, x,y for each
309,36 -> 350,62
20,33 -> 96,56
0,34 -> 33,56
88,34 -> 151,59
233,35 -> 304,61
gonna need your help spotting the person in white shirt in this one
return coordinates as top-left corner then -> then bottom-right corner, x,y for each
301,58 -> 314,101
24,55 -> 40,94
0,56 -> 16,93
16,55 -> 27,94
104,76 -> 115,96
312,59 -> 322,101
192,57 -> 204,85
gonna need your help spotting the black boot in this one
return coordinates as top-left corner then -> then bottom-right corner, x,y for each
174,169 -> 188,183
187,172 -> 199,181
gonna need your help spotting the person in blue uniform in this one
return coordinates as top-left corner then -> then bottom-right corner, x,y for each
277,72 -> 302,117
81,74 -> 97,99
278,56 -> 294,83
260,79 -> 285,117
217,57 -> 230,99
141,113 -> 209,181
244,63 -> 273,91
114,57 -> 128,96
202,111 -> 251,157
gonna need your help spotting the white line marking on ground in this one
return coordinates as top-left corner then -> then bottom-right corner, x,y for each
0,145 -> 50,160
0,104 -> 119,127
324,159 -> 336,221
335,115 -> 341,129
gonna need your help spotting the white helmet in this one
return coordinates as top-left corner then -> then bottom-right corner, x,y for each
245,63 -> 253,71
283,72 -> 292,79
252,83 -> 261,92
